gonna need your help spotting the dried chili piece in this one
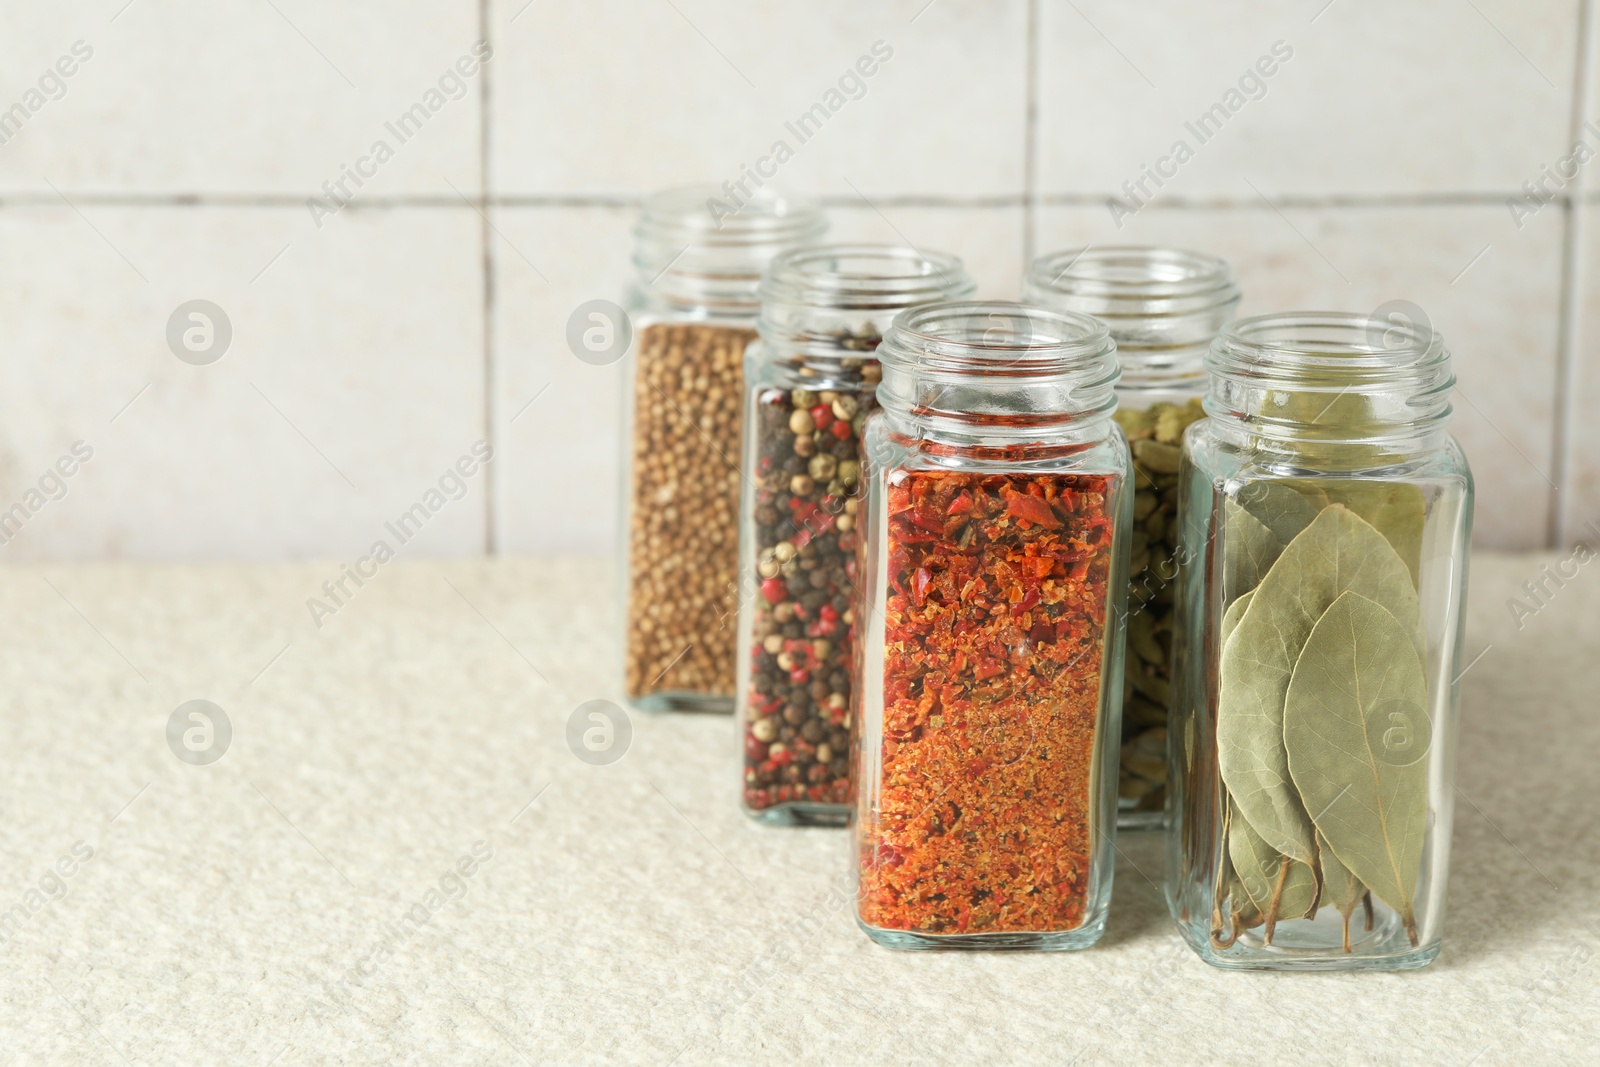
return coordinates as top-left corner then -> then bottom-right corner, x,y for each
857,469 -> 1114,936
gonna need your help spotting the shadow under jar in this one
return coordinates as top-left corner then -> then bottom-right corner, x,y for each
1167,312 -> 1473,971
1024,245 -> 1240,829
621,186 -> 827,713
852,302 -> 1133,950
738,245 -> 976,825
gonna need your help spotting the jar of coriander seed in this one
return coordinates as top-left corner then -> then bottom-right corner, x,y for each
737,245 -> 975,824
1024,246 -> 1240,828
1167,312 -> 1472,970
621,186 -> 826,713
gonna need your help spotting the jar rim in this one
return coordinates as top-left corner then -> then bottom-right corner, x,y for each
760,244 -> 974,309
881,301 -> 1117,372
631,185 -> 828,318
875,302 -> 1121,440
635,184 -> 827,247
1204,311 -> 1455,446
1026,245 -> 1240,312
1209,311 -> 1451,387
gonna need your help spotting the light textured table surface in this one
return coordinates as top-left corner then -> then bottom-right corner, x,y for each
0,553 -> 1595,1066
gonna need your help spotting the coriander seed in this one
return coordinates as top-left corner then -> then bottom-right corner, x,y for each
621,186 -> 826,712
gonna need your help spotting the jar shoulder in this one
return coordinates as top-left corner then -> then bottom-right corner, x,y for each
1182,419 -> 1474,487
624,295 -> 760,330
863,412 -> 1132,477
743,342 -> 880,393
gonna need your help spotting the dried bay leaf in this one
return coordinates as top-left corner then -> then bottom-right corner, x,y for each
1273,387 -> 1378,432
1318,830 -> 1363,916
1285,590 -> 1429,944
1223,502 -> 1280,603
1210,803 -> 1236,949
1230,884 -> 1264,941
1240,478 -> 1426,587
1228,801 -> 1318,942
1217,506 -> 1420,865
1221,589 -> 1254,648
1318,830 -> 1364,953
1234,480 -> 1324,545
1318,482 -> 1427,588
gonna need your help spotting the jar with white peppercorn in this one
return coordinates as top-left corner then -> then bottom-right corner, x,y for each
621,186 -> 827,713
1024,246 -> 1240,828
738,245 -> 975,824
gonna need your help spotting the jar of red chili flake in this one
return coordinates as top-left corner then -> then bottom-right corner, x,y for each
737,246 -> 975,825
852,302 -> 1133,950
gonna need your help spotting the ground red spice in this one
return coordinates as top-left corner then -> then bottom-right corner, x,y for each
857,469 -> 1114,935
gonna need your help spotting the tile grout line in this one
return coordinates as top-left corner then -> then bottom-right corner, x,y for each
1551,0 -> 1597,546
1021,0 -> 1040,270
0,191 -> 1567,210
480,0 -> 498,556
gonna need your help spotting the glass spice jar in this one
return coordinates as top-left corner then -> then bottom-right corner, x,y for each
852,302 -> 1133,950
1167,312 -> 1473,970
737,245 -> 977,825
621,186 -> 827,713
1024,246 -> 1240,830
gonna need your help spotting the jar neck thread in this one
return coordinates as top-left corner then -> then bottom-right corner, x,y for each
1024,246 -> 1239,393
755,245 -> 976,373
875,302 -> 1120,445
629,185 -> 827,319
1204,312 -> 1455,464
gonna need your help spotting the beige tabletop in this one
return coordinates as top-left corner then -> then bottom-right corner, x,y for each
0,553 -> 1594,1066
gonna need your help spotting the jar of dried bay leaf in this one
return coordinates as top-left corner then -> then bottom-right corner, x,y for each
1167,312 -> 1473,970
1025,246 -> 1240,828
622,186 -> 827,712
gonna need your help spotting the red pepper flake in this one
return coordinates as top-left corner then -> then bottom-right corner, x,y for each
857,470 -> 1114,936
1003,488 -> 1061,529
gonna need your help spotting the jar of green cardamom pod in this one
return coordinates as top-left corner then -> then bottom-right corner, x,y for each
1167,311 -> 1473,970
1024,246 -> 1240,828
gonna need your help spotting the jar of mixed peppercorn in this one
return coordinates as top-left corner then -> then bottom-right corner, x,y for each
1024,246 -> 1240,828
852,302 -> 1133,950
621,186 -> 826,713
737,245 -> 976,824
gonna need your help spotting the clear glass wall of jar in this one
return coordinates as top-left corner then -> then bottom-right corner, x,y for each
1167,312 -> 1472,970
1025,246 -> 1240,829
738,245 -> 976,825
621,186 -> 827,713
852,303 -> 1132,950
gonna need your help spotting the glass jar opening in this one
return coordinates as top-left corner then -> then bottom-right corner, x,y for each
880,301 -> 1116,372
760,244 -> 970,309
1205,311 -> 1455,449
1026,246 -> 1239,315
635,184 -> 825,248
1024,246 -> 1240,392
755,245 -> 977,375
876,301 -> 1120,438
632,184 -> 827,317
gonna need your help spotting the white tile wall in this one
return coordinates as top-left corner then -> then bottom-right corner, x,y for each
0,205 -> 486,562
0,2 -> 483,195
1036,0 -> 1577,197
491,205 -> 633,557
0,0 -> 1593,559
489,0 -> 1028,198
